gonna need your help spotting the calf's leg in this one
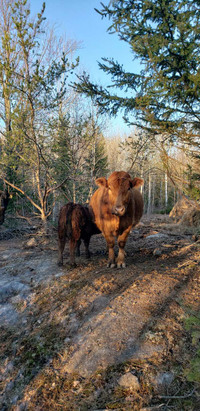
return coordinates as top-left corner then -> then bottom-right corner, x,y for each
76,239 -> 81,256
69,238 -> 77,267
58,235 -> 66,266
83,237 -> 91,259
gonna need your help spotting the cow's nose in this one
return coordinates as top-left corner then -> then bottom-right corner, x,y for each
115,206 -> 125,215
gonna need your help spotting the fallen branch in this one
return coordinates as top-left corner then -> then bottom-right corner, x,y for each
158,387 -> 196,400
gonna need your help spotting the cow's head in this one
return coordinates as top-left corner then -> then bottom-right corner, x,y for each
96,171 -> 143,216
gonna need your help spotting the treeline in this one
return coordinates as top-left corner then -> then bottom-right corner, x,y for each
0,0 -> 199,230
107,131 -> 199,214
0,0 -> 108,229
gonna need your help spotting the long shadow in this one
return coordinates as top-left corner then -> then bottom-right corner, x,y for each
62,250 -> 198,371
0,234 -> 198,409
67,240 -> 195,326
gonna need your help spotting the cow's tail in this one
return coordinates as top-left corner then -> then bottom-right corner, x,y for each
58,202 -> 74,240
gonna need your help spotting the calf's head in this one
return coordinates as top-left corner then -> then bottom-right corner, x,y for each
96,171 -> 143,217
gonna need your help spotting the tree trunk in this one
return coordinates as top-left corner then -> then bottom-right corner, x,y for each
165,171 -> 168,210
73,182 -> 76,204
147,172 -> 152,214
140,165 -> 144,195
41,210 -> 48,235
159,179 -> 163,210
152,175 -> 155,214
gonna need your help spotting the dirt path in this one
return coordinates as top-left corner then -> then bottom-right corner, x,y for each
0,215 -> 200,410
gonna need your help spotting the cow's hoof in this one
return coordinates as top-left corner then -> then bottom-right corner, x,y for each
107,262 -> 116,268
117,262 -> 126,269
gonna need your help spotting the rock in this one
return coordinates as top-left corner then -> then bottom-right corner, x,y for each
153,248 -> 162,257
118,372 -> 140,390
6,361 -> 14,373
146,233 -> 168,240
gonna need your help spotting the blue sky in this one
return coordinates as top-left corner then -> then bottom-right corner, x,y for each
30,0 -> 140,136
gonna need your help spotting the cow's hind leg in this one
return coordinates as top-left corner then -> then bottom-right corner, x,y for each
69,238 -> 77,267
83,237 -> 90,259
58,236 -> 66,266
76,239 -> 81,257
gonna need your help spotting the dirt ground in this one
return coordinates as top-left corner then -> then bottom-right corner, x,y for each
0,215 -> 200,410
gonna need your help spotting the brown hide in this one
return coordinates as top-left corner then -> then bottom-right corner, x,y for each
89,171 -> 144,268
58,202 -> 100,266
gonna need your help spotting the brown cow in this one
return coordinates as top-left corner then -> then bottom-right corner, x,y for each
58,202 -> 100,267
90,171 -> 144,268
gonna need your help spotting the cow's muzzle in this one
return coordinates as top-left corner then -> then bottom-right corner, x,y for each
112,205 -> 126,216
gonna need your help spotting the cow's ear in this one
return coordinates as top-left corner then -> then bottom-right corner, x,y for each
95,177 -> 108,187
131,178 -> 144,188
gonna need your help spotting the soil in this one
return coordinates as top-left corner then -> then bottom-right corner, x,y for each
0,215 -> 200,410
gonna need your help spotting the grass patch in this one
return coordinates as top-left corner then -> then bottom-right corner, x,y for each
184,311 -> 200,384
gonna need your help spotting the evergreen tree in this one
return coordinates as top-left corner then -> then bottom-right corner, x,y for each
51,106 -> 108,203
0,0 -> 79,229
75,0 -> 200,146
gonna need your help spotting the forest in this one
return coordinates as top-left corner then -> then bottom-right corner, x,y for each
0,0 -> 199,230
0,1 -> 200,410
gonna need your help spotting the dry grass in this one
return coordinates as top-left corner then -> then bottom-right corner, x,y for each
0,215 -> 200,410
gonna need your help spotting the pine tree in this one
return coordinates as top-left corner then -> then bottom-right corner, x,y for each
75,0 -> 200,147
51,106 -> 108,204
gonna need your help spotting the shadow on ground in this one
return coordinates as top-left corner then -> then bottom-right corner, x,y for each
0,215 -> 200,410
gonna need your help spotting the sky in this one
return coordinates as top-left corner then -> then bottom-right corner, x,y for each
30,0 -> 140,137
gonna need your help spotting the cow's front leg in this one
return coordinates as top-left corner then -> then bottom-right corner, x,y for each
117,228 -> 131,268
105,236 -> 115,268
